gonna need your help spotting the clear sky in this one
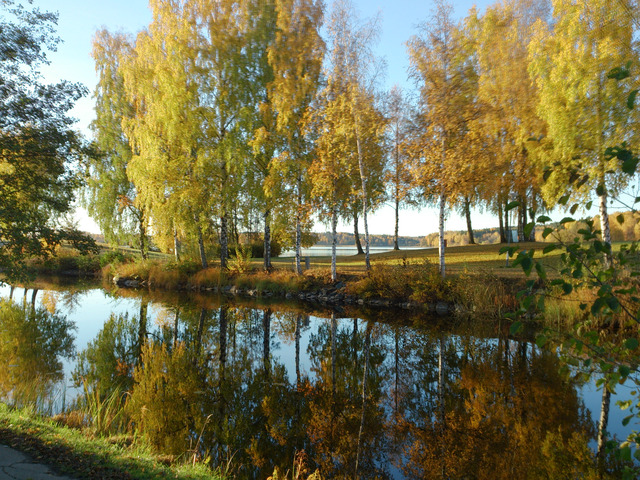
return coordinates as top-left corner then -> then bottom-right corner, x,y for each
36,0 -> 503,237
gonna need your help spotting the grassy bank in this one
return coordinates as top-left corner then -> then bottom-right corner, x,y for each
97,242 -> 557,316
17,241 -> 567,317
0,403 -> 225,479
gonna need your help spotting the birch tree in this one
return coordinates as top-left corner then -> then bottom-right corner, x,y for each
267,0 -> 325,275
195,0 -> 254,270
529,0 -> 639,247
469,0 -> 549,243
385,86 -> 419,250
121,0 -> 213,268
408,0 -> 476,278
86,30 -> 149,258
325,0 -> 387,271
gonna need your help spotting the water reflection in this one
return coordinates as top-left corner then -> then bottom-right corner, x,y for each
0,298 -> 75,409
0,286 -> 624,478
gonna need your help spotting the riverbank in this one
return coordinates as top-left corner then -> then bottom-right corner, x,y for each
0,403 -> 224,479
21,242 -> 556,317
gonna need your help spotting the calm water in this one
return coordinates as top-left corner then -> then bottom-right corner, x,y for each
279,246 -> 426,257
0,283 -> 636,478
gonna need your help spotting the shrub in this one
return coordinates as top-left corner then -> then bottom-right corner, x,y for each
99,250 -> 133,268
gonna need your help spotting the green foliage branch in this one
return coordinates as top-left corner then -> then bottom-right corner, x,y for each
502,64 -> 640,477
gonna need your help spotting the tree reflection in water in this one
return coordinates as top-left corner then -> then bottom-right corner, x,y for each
0,298 -> 75,409
64,300 -> 611,478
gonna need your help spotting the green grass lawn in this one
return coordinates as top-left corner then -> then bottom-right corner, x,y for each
269,241 -> 563,278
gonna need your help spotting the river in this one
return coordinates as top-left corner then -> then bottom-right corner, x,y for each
0,282 -> 636,478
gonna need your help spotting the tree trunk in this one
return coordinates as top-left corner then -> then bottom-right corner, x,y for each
331,205 -> 338,282
527,205 -> 536,242
263,208 -> 272,271
295,315 -> 301,387
498,201 -> 506,243
438,336 -> 446,479
331,313 -> 337,396
355,324 -> 371,478
597,386 -> 611,461
219,306 -> 227,381
172,308 -> 179,350
139,215 -> 147,260
599,191 -> 612,266
504,200 -> 510,243
197,225 -> 208,269
30,288 -> 38,313
220,214 -> 229,270
263,308 -> 271,376
355,120 -> 371,271
137,300 -> 148,361
195,308 -> 207,359
517,195 -> 526,242
173,228 -> 180,262
464,196 -> 475,245
295,174 -> 303,275
354,210 -> 364,255
233,206 -> 240,245
394,195 -> 400,250
438,192 -> 446,279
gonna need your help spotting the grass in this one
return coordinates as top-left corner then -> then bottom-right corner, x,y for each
0,402 -> 226,479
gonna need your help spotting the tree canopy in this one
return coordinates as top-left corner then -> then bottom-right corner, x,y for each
0,0 -> 96,281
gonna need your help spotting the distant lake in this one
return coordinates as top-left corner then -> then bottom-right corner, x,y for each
279,245 -> 427,257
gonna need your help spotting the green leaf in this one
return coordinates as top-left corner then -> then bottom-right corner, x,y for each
521,256 -> 533,275
628,89 -> 638,109
558,194 -> 570,206
617,213 -> 625,224
537,215 -> 551,223
524,223 -> 534,239
620,365 -> 631,379
585,201 -> 593,210
608,65 -> 631,80
625,338 -> 639,350
622,414 -> 634,426
542,227 -> 553,239
506,201 -> 520,212
569,203 -> 579,215
543,244 -> 557,254
509,321 -> 523,335
535,335 -> 547,348
562,282 -> 573,295
560,217 -> 575,225
596,184 -> 606,196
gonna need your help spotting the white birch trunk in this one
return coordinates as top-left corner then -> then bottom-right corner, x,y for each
355,122 -> 371,271
331,205 -> 338,282
355,325 -> 371,478
599,191 -> 612,262
263,209 -> 271,271
295,174 -> 302,275
597,386 -> 611,460
197,225 -> 208,269
438,192 -> 446,279
173,228 -> 180,262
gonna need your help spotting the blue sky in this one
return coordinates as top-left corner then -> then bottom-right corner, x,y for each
36,0 -> 499,237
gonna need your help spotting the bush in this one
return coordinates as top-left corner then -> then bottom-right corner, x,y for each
99,250 -> 133,268
209,241 -> 282,259
347,260 -> 451,302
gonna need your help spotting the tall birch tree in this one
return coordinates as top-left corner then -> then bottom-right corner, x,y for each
385,86 -> 419,251
324,0 -> 387,272
268,0 -> 325,275
86,30 -> 149,258
529,0 -> 639,247
409,0 -> 476,278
